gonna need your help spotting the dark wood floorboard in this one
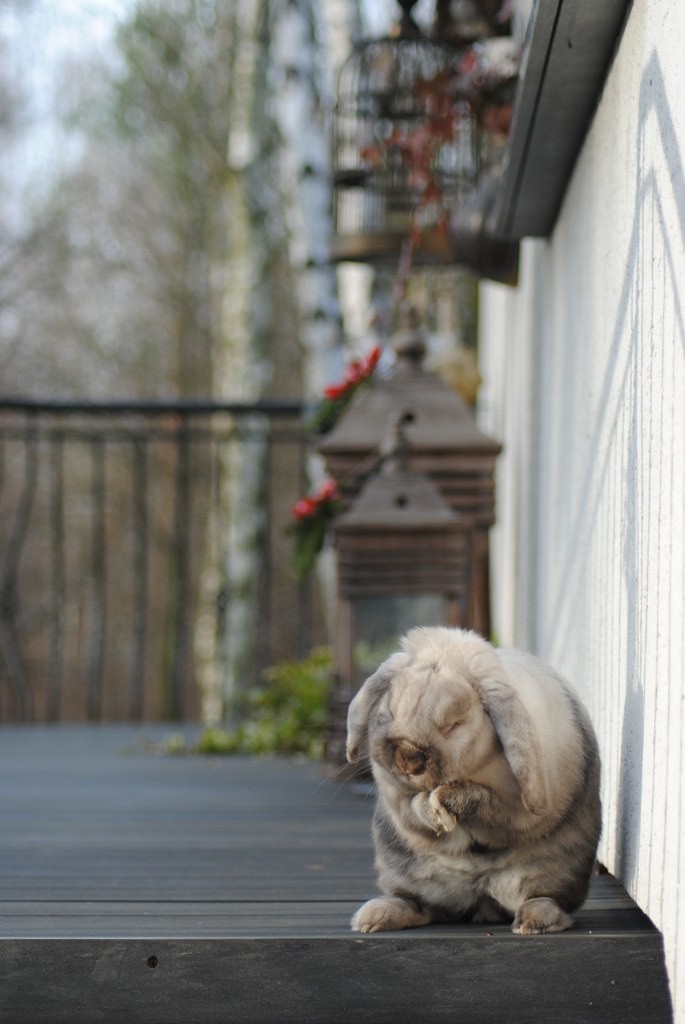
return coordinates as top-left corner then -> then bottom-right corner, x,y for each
0,725 -> 377,922
0,725 -> 673,1023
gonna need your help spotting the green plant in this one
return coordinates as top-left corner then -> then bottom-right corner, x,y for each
192,647 -> 334,759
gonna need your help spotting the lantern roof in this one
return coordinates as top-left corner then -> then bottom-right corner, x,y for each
334,465 -> 460,532
318,316 -> 501,456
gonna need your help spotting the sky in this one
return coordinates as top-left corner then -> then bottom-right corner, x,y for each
0,0 -> 436,218
0,0 -> 130,211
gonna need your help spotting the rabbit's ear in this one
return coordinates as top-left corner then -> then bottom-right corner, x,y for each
477,676 -> 550,816
346,653 -> 407,764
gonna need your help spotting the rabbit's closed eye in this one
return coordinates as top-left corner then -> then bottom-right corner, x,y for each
439,718 -> 464,737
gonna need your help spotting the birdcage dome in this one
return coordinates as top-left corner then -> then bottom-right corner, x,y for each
331,3 -> 478,264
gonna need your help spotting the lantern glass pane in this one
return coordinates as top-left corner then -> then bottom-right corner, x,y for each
351,593 -> 447,683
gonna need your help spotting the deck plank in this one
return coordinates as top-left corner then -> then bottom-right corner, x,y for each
0,725 -> 673,1022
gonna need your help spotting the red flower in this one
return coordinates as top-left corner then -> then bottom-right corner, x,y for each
291,479 -> 340,522
458,49 -> 479,77
291,497 -> 318,520
364,345 -> 381,372
324,382 -> 350,401
422,180 -> 442,204
310,345 -> 381,434
315,478 -> 340,503
360,144 -> 383,168
322,346 -> 380,401
344,360 -> 364,386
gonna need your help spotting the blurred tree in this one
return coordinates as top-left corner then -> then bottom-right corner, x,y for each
106,0 -> 234,397
0,0 -> 350,398
0,0 -> 359,722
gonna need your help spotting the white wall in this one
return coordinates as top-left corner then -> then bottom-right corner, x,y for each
478,1 -> 685,1017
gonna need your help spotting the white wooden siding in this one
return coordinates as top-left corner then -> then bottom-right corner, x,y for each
478,1 -> 685,1017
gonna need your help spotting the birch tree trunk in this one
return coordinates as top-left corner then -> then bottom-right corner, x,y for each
269,0 -> 347,397
195,0 -> 366,723
194,0 -> 268,723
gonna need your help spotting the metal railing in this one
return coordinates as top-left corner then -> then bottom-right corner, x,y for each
0,398 -> 320,723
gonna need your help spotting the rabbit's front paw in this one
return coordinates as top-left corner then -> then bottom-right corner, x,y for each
351,896 -> 432,933
427,787 -> 457,835
512,897 -> 574,934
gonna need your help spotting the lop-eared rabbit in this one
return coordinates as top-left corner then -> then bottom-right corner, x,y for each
347,627 -> 601,935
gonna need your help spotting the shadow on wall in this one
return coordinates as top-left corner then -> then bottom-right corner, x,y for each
530,51 -> 685,871
615,51 -> 685,875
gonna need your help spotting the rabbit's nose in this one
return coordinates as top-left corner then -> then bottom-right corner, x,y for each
395,741 -> 427,776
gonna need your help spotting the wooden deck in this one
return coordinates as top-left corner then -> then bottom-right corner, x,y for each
0,725 -> 672,1023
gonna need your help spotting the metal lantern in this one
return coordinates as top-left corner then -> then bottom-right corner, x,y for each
318,312 -> 501,637
331,0 -> 478,264
327,441 -> 469,767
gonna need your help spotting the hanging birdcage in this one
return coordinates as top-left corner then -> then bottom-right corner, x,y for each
331,0 -> 478,265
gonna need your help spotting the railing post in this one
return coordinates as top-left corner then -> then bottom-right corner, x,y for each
46,433 -> 65,722
169,413 -> 192,721
0,416 -> 39,721
130,436 -> 149,721
87,436 -> 107,722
